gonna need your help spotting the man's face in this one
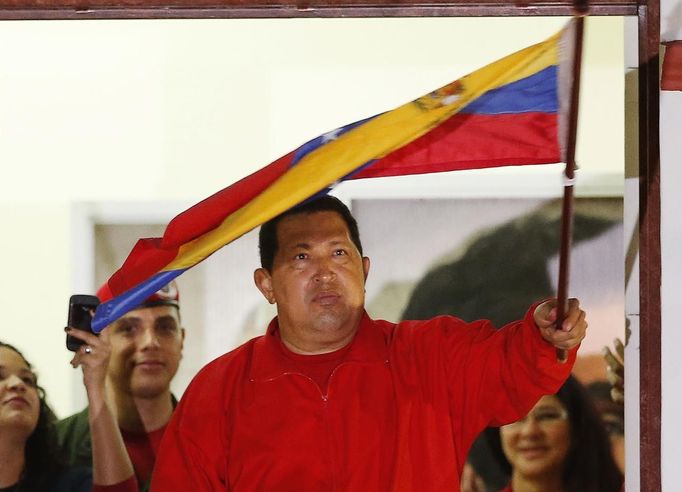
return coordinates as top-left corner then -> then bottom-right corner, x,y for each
106,305 -> 184,399
255,211 -> 370,353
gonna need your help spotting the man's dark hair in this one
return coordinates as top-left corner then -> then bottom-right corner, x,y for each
258,195 -> 363,271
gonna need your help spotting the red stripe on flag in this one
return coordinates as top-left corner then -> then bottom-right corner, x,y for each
161,151 -> 295,248
106,152 -> 295,297
108,238 -> 178,298
353,112 -> 560,180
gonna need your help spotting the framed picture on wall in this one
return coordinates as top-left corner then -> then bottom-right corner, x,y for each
354,195 -> 624,364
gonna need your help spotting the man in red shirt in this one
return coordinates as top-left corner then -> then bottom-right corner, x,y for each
152,196 -> 586,491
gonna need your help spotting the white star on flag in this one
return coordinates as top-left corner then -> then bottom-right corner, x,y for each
321,128 -> 342,143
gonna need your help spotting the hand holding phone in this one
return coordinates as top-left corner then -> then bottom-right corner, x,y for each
66,294 -> 100,352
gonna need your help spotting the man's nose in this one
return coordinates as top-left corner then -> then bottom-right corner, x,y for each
313,258 -> 336,282
139,326 -> 161,349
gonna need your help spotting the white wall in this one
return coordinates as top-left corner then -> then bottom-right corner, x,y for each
0,16 -> 624,419
661,1 -> 682,489
660,87 -> 681,492
622,14 -> 641,491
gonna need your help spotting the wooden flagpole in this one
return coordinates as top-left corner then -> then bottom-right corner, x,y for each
555,14 -> 585,362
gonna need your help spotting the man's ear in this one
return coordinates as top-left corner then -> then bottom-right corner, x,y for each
362,257 -> 370,281
254,268 -> 276,304
175,328 -> 186,361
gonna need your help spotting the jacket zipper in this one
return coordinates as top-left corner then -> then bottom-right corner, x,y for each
253,359 -> 389,490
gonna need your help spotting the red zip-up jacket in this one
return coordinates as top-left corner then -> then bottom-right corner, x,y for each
151,309 -> 576,491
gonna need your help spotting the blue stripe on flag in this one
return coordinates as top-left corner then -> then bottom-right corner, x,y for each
290,115 -> 380,168
461,66 -> 558,115
92,269 -> 186,332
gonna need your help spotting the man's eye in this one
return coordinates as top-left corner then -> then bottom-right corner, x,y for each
157,321 -> 178,334
295,253 -> 307,260
334,249 -> 347,256
117,323 -> 135,334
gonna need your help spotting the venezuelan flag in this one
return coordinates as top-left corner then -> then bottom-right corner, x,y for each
93,20 -> 578,332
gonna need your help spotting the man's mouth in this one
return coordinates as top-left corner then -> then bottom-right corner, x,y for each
135,360 -> 165,369
313,291 -> 341,305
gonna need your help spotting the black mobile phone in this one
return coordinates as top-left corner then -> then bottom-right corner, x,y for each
66,294 -> 100,352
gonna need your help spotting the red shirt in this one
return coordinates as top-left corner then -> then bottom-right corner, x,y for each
152,308 -> 576,491
122,425 -> 167,485
278,339 -> 352,395
93,476 -> 138,492
92,425 -> 168,492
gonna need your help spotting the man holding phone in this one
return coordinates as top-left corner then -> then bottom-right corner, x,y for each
58,282 -> 185,492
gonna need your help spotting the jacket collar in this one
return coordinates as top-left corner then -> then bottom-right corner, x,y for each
249,311 -> 389,382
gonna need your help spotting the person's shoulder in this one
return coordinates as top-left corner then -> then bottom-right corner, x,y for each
186,336 -> 262,385
394,315 -> 472,334
212,335 -> 261,366
173,337 -> 264,418
390,315 -> 495,349
368,315 -> 468,343
54,407 -> 92,467
55,406 -> 90,442
56,406 -> 89,429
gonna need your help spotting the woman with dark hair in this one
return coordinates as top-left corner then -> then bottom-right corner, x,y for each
0,341 -> 137,491
0,341 -> 91,491
490,375 -> 623,492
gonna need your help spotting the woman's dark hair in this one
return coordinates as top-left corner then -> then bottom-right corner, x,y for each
0,341 -> 66,490
487,375 -> 623,492
258,195 -> 363,271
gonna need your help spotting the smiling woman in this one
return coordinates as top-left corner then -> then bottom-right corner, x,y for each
488,376 -> 622,492
0,342 -> 92,491
1,341 -> 141,491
